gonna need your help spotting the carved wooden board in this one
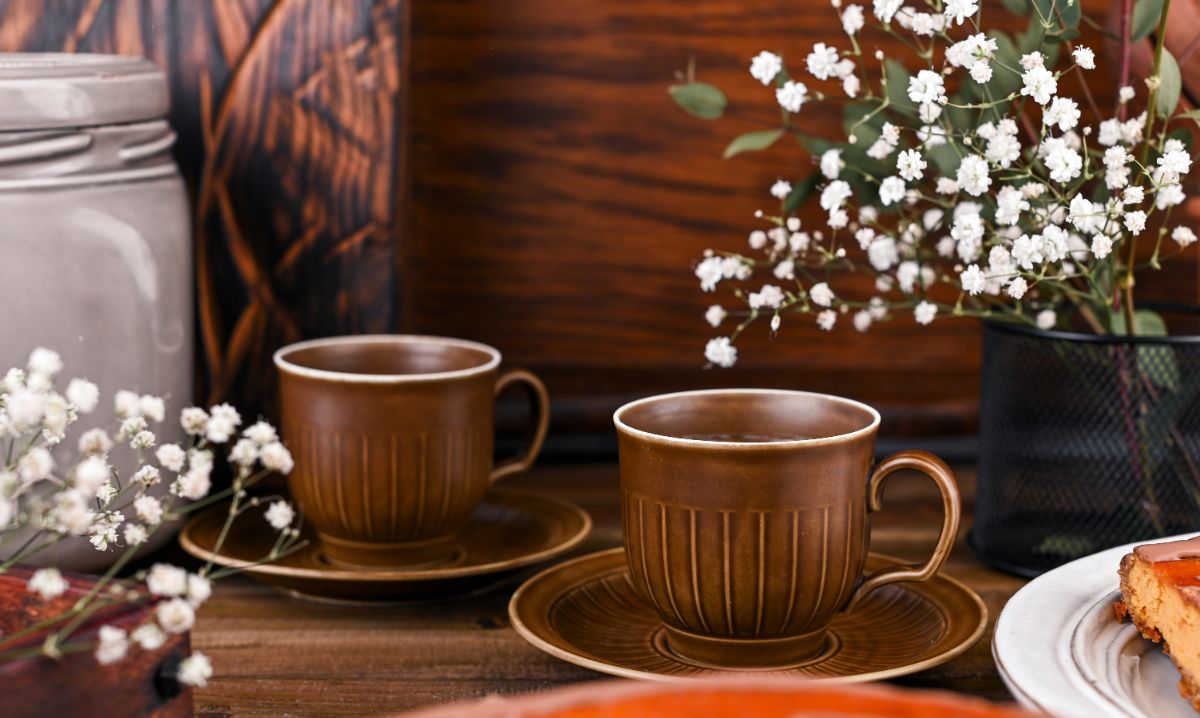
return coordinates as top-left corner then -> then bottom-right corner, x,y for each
0,0 -> 409,416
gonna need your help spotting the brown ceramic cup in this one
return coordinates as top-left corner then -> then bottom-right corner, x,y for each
275,335 -> 550,568
613,389 -> 960,669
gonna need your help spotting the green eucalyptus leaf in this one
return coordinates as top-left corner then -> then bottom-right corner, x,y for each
927,143 -> 961,176
1157,50 -> 1182,117
988,31 -> 1024,98
1002,0 -> 1030,15
884,59 -> 917,115
668,82 -> 727,119
795,132 -> 836,156
1132,0 -> 1165,41
783,173 -> 822,215
1111,310 -> 1179,390
1178,108 -> 1200,126
723,128 -> 785,159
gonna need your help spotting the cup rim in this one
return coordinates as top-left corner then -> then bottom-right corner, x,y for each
612,388 -> 881,449
273,334 -> 501,383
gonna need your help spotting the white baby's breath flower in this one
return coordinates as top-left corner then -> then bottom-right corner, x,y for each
816,309 -> 837,331
174,466 -> 212,501
1091,232 -> 1115,259
206,417 -> 236,444
65,379 -> 99,414
820,149 -> 843,179
943,0 -> 978,25
1020,65 -> 1057,105
1006,276 -> 1029,300
1036,309 -> 1057,330
873,0 -> 902,23
78,428 -> 113,456
748,284 -> 785,310
936,178 -> 958,195
28,348 -> 63,378
187,574 -> 212,608
960,265 -> 987,295
113,390 -> 141,420
1172,226 -> 1198,248
155,444 -> 187,473
896,149 -> 926,182
1039,137 -> 1082,183
809,282 -> 835,307
132,465 -> 162,489
18,447 -> 54,483
1073,46 -> 1095,70
156,597 -> 195,634
229,439 -> 258,468
72,456 -> 109,501
853,310 -> 873,332
180,407 -> 208,436
841,4 -> 865,34
704,337 -> 738,368
1119,85 -> 1135,103
27,568 -> 67,600
134,495 -> 164,525
955,155 -> 991,196
243,421 -> 278,446
131,430 -> 156,450
7,389 -> 46,431
124,523 -> 148,546
265,501 -> 296,531
132,623 -> 167,650
147,563 -> 188,597
139,395 -> 165,423
749,51 -> 782,85
907,69 -> 945,104
806,43 -> 840,80
913,301 -> 937,325
842,74 -> 860,97
705,305 -> 726,328
776,80 -> 809,113
1044,97 -> 1080,132
1124,210 -> 1147,235
178,653 -> 213,688
95,625 -> 128,665
820,180 -> 852,212
770,179 -> 792,199
878,176 -> 906,206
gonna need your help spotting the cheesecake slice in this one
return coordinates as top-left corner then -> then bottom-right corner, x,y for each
1116,536 -> 1200,710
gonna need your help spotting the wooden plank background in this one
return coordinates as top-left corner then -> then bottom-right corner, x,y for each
0,0 -> 1195,446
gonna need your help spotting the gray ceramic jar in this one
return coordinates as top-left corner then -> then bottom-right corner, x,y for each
0,54 -> 192,570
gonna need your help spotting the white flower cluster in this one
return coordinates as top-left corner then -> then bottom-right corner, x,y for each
694,0 -> 1197,366
2,348 -> 302,680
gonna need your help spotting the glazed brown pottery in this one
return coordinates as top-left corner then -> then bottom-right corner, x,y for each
180,487 -> 590,603
396,676 -> 1033,718
613,389 -> 961,669
507,547 -> 986,681
275,335 -> 550,567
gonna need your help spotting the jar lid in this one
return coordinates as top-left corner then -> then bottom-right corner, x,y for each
0,53 -> 168,131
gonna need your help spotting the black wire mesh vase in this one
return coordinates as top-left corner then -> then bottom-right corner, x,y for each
970,312 -> 1200,577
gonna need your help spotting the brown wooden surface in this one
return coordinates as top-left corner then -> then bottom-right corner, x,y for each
190,462 -> 1027,717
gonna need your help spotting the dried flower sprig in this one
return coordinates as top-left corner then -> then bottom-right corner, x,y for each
674,0 -> 1195,367
0,348 -> 302,687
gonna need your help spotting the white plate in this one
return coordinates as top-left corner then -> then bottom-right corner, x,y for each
994,533 -> 1198,718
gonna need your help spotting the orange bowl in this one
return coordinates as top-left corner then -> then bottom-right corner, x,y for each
395,678 -> 1039,717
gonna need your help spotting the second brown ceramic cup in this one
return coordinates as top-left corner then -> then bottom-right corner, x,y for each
613,389 -> 960,669
275,335 -> 550,568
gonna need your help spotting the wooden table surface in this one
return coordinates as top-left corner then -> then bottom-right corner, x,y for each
192,462 -> 1027,717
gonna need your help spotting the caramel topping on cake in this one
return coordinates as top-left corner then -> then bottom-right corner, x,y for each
1136,536 -> 1200,564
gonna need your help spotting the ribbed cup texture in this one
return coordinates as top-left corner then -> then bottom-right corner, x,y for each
622,490 -> 867,639
291,425 -> 491,543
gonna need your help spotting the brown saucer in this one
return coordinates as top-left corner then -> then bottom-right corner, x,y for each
179,487 -> 591,604
508,548 -> 986,681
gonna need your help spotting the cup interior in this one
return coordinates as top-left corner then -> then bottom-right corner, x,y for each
615,390 -> 878,444
276,336 -> 498,379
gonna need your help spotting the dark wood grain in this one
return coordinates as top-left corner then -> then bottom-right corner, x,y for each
0,0 -> 410,414
189,462 -> 1027,717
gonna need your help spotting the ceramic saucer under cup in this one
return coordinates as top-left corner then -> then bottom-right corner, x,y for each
179,487 -> 591,604
508,548 -> 987,681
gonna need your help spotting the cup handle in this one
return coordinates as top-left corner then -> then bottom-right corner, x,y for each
489,369 -> 550,483
843,449 -> 961,611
